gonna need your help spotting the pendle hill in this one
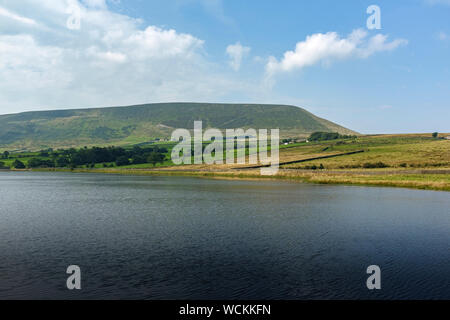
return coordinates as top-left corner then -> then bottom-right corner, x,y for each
0,103 -> 357,151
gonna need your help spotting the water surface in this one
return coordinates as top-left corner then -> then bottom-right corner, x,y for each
0,172 -> 449,299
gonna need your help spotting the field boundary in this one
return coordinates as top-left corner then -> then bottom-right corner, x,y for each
233,150 -> 366,169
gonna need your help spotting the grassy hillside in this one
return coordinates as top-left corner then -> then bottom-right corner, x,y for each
0,103 -> 356,151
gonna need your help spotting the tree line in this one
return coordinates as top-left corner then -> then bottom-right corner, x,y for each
308,132 -> 357,142
10,146 -> 168,169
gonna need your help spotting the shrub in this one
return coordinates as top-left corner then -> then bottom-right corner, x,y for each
363,162 -> 389,169
12,159 -> 26,169
0,161 -> 9,169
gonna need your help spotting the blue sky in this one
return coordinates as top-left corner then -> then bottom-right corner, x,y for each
0,0 -> 449,133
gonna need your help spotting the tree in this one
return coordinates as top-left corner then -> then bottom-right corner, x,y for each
28,158 -> 55,168
56,157 -> 70,167
432,132 -> 438,138
132,155 -> 147,165
2,151 -> 9,159
132,146 -> 143,155
148,152 -> 165,167
309,132 -> 340,141
115,156 -> 130,167
0,161 -> 8,169
12,159 -> 26,169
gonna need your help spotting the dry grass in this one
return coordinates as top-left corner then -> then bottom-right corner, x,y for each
282,135 -> 450,169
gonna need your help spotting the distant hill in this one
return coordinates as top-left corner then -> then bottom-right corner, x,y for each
0,103 -> 357,151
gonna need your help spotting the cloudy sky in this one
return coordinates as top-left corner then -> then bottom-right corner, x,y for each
0,0 -> 449,133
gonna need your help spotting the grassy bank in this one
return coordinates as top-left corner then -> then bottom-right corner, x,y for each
32,167 -> 450,192
8,133 -> 450,192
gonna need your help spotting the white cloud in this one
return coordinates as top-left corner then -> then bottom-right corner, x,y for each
0,1 -> 412,117
360,33 -> 408,58
438,31 -> 449,40
86,47 -> 127,63
0,6 -> 37,25
82,0 -> 108,9
226,42 -> 251,71
0,34 -> 71,101
0,0 -> 252,114
266,29 -> 407,77
123,26 -> 204,59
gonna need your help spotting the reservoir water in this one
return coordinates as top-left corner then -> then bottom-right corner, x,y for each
0,172 -> 449,299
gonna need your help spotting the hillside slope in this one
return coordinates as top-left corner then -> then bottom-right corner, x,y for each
0,103 -> 357,150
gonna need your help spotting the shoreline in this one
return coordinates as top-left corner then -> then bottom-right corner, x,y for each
23,167 -> 450,192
